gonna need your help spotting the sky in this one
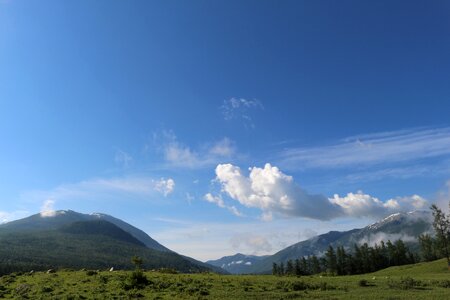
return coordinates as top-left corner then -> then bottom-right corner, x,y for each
1,0 -> 450,261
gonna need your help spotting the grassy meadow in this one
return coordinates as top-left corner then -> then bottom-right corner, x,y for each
1,259 -> 450,299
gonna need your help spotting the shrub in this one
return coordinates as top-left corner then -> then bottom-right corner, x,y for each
123,270 -> 149,290
358,279 -> 368,287
85,270 -> 97,276
388,277 -> 423,290
41,286 -> 54,293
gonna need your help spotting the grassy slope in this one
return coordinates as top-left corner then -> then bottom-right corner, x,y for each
0,259 -> 449,299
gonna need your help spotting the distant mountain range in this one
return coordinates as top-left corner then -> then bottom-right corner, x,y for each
209,210 -> 433,274
0,210 -> 224,275
206,253 -> 268,274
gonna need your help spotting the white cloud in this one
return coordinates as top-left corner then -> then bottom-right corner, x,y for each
208,137 -> 236,157
40,199 -> 57,217
212,163 -> 342,220
330,192 -> 427,218
204,193 -> 225,208
0,210 -> 29,224
204,193 -> 244,217
221,98 -> 263,129
153,178 -> 175,197
0,211 -> 10,223
114,149 -> 133,168
22,176 -> 176,205
211,163 -> 428,221
279,127 -> 450,169
358,232 -> 418,247
158,131 -> 237,169
230,233 -> 273,253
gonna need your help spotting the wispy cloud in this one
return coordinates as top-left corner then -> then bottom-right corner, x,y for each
0,210 -> 29,224
22,176 -> 176,206
278,127 -> 450,169
221,98 -> 263,129
342,162 -> 450,183
114,149 -> 133,168
155,131 -> 237,169
204,193 -> 243,217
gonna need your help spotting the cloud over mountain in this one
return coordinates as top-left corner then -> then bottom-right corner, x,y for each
208,163 -> 428,220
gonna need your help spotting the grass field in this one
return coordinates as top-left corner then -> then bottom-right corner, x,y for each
1,259 -> 449,299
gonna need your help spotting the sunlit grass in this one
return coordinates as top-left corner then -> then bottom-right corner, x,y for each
1,259 -> 449,299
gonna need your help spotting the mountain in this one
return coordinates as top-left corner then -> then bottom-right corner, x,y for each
59,220 -> 146,247
218,210 -> 433,274
0,210 -> 221,275
0,210 -> 169,252
206,253 -> 268,274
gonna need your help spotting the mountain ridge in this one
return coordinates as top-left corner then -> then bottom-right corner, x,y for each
211,210 -> 433,274
0,210 -> 225,275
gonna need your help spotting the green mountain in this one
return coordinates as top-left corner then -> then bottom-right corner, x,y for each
0,211 -> 221,275
0,210 -> 169,252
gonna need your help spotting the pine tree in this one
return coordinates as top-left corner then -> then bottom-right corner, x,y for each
386,240 -> 396,266
272,262 -> 278,275
286,259 -> 294,275
294,259 -> 301,276
352,244 -> 363,274
325,245 -> 337,275
301,257 -> 309,275
311,255 -> 321,274
279,262 -> 285,276
336,246 -> 347,275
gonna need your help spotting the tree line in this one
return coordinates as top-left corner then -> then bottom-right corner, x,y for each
272,239 -> 416,276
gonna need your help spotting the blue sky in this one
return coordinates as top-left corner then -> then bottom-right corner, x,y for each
1,0 -> 450,260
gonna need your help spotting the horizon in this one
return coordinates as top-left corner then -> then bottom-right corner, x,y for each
1,0 -> 450,261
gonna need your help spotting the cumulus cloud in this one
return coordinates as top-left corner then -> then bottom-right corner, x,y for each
330,192 -> 427,218
40,199 -> 57,217
153,178 -> 175,197
212,163 -> 342,220
221,98 -> 263,129
210,163 -> 428,221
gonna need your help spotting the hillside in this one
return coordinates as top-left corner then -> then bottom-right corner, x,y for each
0,211 -> 222,275
0,210 -> 170,252
0,220 -> 209,275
